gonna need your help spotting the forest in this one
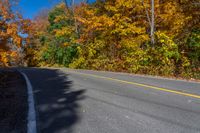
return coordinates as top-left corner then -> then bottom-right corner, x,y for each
0,0 -> 200,79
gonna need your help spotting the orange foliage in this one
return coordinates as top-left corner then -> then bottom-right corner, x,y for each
0,0 -> 31,66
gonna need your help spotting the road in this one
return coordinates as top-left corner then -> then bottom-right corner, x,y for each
21,68 -> 200,133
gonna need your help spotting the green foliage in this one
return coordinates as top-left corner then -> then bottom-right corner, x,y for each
42,44 -> 78,67
32,3 -> 79,67
187,29 -> 200,65
48,3 -> 72,33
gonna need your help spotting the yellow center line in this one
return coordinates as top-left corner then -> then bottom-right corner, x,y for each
69,70 -> 200,99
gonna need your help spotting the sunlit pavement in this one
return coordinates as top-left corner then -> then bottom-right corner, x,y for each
21,68 -> 200,133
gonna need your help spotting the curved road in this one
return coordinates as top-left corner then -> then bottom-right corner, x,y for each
21,68 -> 200,133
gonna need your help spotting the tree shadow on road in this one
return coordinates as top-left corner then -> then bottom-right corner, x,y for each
23,68 -> 86,133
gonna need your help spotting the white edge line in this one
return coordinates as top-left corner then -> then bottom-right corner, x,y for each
20,72 -> 37,133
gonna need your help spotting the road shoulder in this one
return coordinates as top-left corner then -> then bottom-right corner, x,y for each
0,69 -> 28,133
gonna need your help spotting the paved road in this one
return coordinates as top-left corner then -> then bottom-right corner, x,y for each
21,68 -> 200,133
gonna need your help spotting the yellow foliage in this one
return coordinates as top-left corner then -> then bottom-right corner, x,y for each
54,15 -> 68,23
0,51 -> 9,66
54,27 -> 74,37
63,42 -> 70,47
0,50 -> 18,67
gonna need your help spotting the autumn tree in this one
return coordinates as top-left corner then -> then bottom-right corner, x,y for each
26,3 -> 79,67
24,9 -> 50,66
0,0 -> 31,66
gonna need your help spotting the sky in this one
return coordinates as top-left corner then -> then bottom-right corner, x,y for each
18,0 -> 60,19
18,0 -> 95,19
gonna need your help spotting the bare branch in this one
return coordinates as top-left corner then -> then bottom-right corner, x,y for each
141,0 -> 151,27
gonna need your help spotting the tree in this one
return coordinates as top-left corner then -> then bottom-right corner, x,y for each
0,0 -> 31,66
24,9 -> 50,66
150,0 -> 155,46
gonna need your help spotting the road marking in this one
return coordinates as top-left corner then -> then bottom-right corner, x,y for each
69,71 -> 200,99
21,72 -> 37,133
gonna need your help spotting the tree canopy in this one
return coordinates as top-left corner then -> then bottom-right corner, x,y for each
0,0 -> 31,66
1,0 -> 200,79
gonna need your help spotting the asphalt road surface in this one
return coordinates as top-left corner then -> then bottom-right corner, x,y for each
21,68 -> 200,133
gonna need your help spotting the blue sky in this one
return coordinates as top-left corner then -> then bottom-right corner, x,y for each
18,0 -> 95,19
18,0 -> 60,19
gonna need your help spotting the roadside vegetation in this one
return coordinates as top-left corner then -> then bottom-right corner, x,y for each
1,0 -> 200,79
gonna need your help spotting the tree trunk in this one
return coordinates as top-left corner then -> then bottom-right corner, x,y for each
71,0 -> 79,37
150,0 -> 155,46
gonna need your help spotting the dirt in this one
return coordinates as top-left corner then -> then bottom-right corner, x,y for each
0,69 -> 28,133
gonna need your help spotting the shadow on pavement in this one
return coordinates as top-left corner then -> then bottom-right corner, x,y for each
22,68 -> 86,133
0,69 -> 28,133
